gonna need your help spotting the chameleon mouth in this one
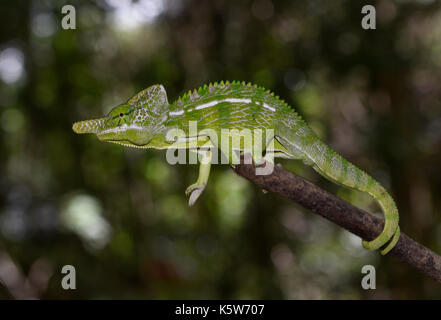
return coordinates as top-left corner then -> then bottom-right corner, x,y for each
107,140 -> 150,149
97,125 -> 152,148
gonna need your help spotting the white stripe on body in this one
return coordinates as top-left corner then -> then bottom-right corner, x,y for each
169,110 -> 184,116
168,98 -> 276,116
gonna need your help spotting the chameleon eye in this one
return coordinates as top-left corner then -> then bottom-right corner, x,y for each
119,113 -> 124,118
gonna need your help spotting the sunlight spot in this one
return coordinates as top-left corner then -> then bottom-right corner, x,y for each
0,48 -> 25,84
61,194 -> 112,250
31,12 -> 56,38
106,0 -> 165,31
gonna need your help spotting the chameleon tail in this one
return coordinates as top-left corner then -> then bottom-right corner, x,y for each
362,183 -> 400,255
275,120 -> 400,254
312,146 -> 400,255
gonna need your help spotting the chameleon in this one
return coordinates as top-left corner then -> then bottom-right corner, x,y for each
72,81 -> 400,255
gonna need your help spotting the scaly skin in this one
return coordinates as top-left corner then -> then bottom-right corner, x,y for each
73,82 -> 400,255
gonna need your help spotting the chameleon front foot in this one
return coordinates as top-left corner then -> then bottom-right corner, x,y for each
185,183 -> 206,206
185,150 -> 212,206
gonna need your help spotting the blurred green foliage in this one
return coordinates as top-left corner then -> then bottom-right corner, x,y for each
0,0 -> 441,299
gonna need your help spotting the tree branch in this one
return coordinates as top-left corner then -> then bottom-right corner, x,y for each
232,161 -> 441,284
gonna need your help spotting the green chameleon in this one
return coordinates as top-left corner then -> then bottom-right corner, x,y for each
73,81 -> 400,255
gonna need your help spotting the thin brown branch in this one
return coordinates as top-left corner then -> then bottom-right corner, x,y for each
233,160 -> 441,284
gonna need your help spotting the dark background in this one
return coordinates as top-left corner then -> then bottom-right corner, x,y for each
0,0 -> 440,299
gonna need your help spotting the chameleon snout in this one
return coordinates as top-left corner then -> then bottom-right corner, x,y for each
72,118 -> 106,134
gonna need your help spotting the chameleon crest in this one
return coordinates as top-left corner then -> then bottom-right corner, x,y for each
73,82 -> 400,255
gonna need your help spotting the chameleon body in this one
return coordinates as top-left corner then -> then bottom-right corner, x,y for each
73,82 -> 400,255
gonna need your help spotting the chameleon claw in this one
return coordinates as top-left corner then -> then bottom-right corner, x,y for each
185,183 -> 206,206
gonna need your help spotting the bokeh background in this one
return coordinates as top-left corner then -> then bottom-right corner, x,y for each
0,0 -> 441,299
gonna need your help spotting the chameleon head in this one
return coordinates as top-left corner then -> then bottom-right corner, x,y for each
72,84 -> 169,147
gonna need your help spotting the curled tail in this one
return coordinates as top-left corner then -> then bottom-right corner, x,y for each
310,142 -> 400,255
360,183 -> 400,255
276,120 -> 400,255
